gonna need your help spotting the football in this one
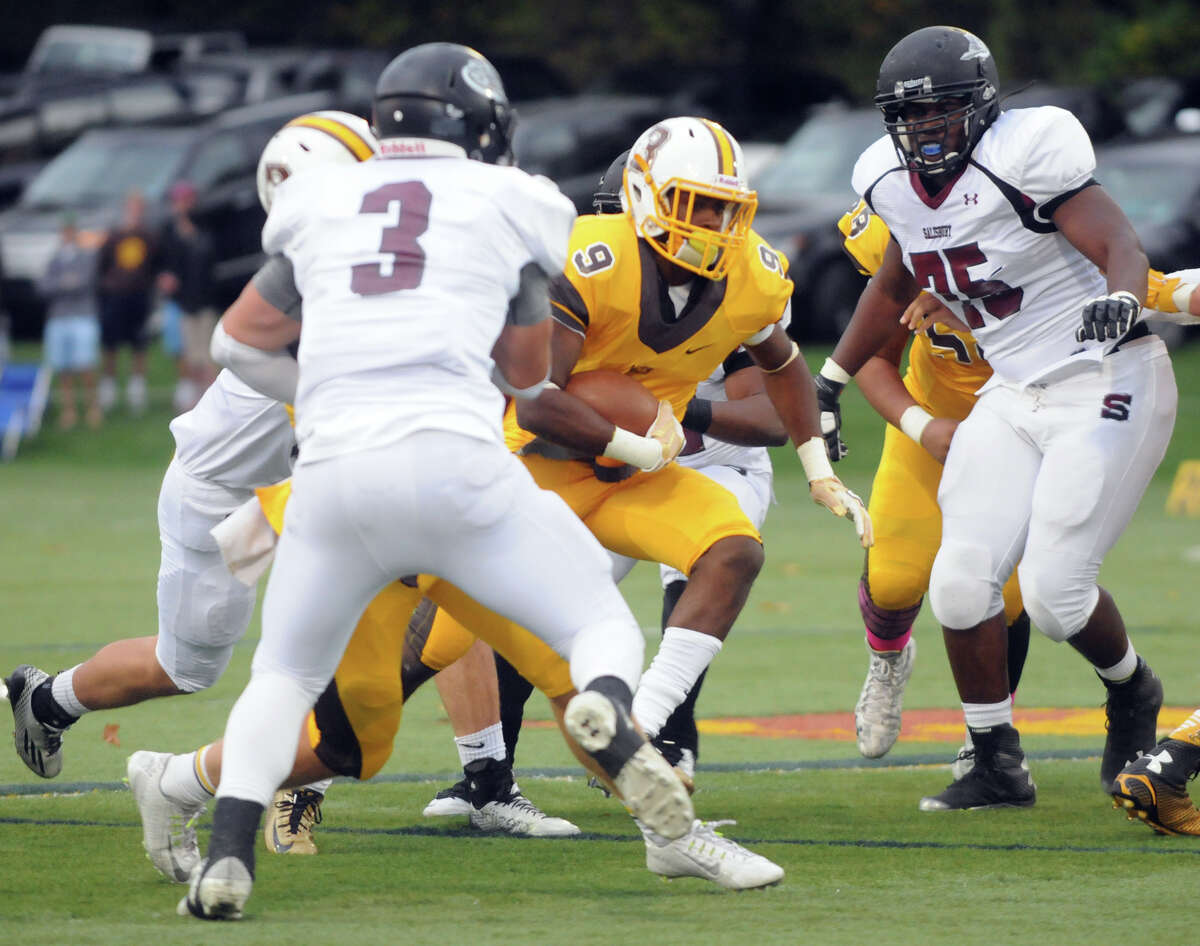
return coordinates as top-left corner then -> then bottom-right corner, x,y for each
565,369 -> 659,434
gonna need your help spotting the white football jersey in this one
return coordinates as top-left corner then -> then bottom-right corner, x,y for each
263,152 -> 576,462
169,370 -> 295,489
853,106 -> 1111,385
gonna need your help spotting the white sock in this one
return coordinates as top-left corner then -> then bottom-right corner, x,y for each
50,665 -> 90,717
160,745 -> 217,806
455,723 -> 505,766
962,698 -> 1013,730
631,626 -> 722,739
300,778 -> 333,795
1096,643 -> 1138,683
216,672 -> 313,807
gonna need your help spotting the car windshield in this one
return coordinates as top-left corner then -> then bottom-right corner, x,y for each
20,132 -> 188,210
754,110 -> 884,205
1098,153 -> 1199,228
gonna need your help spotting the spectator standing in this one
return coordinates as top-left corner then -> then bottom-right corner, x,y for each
39,215 -> 101,429
158,181 -> 217,413
96,191 -> 160,415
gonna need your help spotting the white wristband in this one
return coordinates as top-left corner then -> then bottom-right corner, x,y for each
796,436 -> 834,482
602,426 -> 663,471
820,357 -> 852,385
899,405 -> 935,444
1172,280 -> 1199,316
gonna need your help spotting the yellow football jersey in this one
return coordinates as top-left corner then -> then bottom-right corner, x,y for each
505,213 -> 793,453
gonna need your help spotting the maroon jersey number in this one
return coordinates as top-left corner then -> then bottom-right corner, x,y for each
350,181 -> 432,296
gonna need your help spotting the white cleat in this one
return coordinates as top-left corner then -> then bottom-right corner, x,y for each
177,855 -> 253,920
6,665 -> 66,778
564,690 -> 693,841
643,819 -> 784,890
470,789 -> 581,837
127,751 -> 205,883
854,638 -> 916,759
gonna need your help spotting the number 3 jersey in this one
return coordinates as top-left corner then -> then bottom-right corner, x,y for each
853,105 -> 1114,386
262,154 -> 576,463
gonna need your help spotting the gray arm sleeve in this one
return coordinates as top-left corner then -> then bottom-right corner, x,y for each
251,254 -> 303,321
506,262 -> 551,326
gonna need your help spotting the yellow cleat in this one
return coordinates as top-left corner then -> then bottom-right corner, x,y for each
1111,743 -> 1200,837
263,788 -> 324,854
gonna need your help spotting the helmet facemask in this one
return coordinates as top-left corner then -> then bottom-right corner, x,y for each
883,95 -> 979,176
625,153 -> 757,281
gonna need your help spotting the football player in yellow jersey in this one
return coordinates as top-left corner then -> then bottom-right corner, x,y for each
833,198 -> 1200,767
432,117 -> 870,785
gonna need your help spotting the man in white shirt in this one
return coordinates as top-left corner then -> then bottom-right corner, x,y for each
185,43 -> 693,921
813,26 -> 1174,811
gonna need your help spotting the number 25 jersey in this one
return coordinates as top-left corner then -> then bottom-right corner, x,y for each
263,155 -> 576,463
853,105 -> 1110,386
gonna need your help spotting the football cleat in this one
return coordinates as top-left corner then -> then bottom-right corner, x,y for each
643,819 -> 784,890
422,777 -> 472,818
178,855 -> 253,921
7,665 -> 66,778
263,788 -> 323,855
127,750 -> 205,882
854,638 -> 916,759
1111,741 -> 1200,836
1099,657 -> 1163,792
920,725 -> 1035,811
470,791 -> 581,837
564,689 -> 694,840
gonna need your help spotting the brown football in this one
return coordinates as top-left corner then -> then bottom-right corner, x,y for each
565,369 -> 659,434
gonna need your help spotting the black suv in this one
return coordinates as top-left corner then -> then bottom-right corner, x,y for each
0,90 -> 334,338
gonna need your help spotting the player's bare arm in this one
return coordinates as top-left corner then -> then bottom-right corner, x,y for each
515,321 -> 682,471
220,282 -> 300,350
855,327 -> 957,464
830,239 -> 921,377
694,363 -> 786,447
900,291 -> 970,335
491,319 -> 552,395
1054,185 -> 1149,342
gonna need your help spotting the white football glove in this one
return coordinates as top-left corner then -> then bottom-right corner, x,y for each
810,476 -> 874,548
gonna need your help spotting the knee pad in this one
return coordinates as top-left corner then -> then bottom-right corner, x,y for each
858,577 -> 922,639
929,540 -> 1004,630
1017,560 -> 1099,642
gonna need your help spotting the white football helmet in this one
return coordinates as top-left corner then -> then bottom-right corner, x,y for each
622,117 -> 757,280
256,110 -> 378,212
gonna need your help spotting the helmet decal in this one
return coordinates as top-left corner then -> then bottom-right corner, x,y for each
959,31 -> 991,62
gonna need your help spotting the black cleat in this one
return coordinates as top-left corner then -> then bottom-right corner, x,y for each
1100,657 -> 1163,792
919,723 -> 1036,811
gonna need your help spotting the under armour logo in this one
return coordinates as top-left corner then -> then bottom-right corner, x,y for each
1145,748 -> 1174,774
963,193 -> 978,205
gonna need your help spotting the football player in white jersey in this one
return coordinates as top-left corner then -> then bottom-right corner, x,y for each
813,26 -> 1175,811
3,111 -> 378,867
183,43 -> 694,921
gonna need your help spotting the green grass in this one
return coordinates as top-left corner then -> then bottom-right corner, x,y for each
2,342 -> 1200,943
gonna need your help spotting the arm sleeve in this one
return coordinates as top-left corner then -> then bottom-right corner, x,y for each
251,255 -> 303,321
506,262 -> 551,326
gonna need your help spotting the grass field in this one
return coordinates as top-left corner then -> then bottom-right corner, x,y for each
2,342 -> 1200,945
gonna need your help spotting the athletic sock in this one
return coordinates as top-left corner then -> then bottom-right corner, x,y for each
455,723 -> 506,766
631,626 -> 722,740
866,627 -> 911,653
31,666 -> 85,729
962,697 -> 1013,731
161,745 -> 218,806
1095,643 -> 1138,683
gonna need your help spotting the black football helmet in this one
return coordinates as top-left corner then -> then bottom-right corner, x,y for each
372,42 -> 515,164
592,149 -> 630,214
874,26 -> 1000,176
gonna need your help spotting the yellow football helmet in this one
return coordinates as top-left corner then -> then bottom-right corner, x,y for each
622,116 -> 757,280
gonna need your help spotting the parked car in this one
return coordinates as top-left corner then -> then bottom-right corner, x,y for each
1096,133 -> 1200,346
0,91 -> 333,338
750,106 -> 884,340
19,24 -> 244,82
513,94 -> 688,212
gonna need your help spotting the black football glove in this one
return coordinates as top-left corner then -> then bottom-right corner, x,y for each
1076,290 -> 1141,343
813,372 -> 848,462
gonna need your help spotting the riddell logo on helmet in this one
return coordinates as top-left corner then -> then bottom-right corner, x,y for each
380,139 -> 429,155
715,174 -> 743,187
